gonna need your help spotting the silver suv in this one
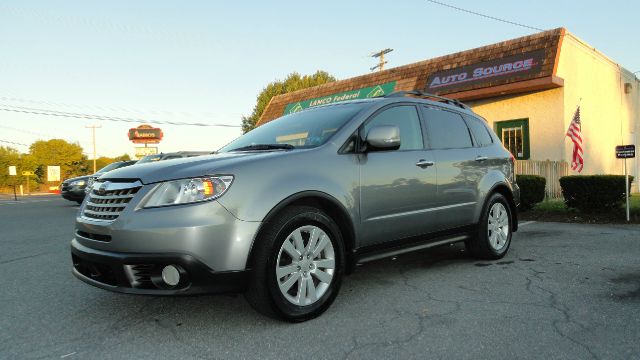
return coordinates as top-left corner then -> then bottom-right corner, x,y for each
71,91 -> 519,321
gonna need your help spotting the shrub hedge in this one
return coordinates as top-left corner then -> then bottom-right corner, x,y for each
559,175 -> 635,212
516,175 -> 546,210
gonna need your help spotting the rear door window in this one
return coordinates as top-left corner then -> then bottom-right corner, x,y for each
422,107 -> 472,149
464,116 -> 494,146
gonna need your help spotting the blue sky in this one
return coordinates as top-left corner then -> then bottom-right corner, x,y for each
1,0 -> 638,159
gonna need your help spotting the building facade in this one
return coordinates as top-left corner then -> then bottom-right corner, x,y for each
258,28 -> 639,191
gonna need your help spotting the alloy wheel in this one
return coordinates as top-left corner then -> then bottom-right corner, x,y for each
275,225 -> 335,306
487,202 -> 509,251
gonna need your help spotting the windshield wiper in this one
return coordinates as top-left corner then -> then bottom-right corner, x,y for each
230,143 -> 295,152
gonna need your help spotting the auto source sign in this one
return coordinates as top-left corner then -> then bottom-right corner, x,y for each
426,49 -> 545,93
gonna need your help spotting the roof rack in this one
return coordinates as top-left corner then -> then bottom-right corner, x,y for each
384,90 -> 470,110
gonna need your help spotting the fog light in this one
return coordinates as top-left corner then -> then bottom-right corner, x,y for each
161,265 -> 180,286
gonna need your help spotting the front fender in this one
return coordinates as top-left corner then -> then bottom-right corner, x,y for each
216,150 -> 358,224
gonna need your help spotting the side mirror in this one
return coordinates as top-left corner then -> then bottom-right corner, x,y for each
365,125 -> 401,151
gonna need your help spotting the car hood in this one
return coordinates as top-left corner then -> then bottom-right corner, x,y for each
91,169 -> 112,178
99,151 -> 290,184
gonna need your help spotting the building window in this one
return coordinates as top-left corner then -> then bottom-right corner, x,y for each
495,119 -> 530,160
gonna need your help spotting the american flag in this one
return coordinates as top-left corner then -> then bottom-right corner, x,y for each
566,106 -> 584,172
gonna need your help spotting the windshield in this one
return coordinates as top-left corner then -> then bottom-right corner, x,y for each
218,103 -> 367,153
137,154 -> 163,164
96,162 -> 126,173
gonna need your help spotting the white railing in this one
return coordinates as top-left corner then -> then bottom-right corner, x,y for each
516,160 -> 569,199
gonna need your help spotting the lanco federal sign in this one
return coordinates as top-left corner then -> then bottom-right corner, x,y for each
426,49 -> 545,93
283,81 -> 396,115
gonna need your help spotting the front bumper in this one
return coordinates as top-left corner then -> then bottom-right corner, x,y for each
75,191 -> 261,272
71,239 -> 249,295
61,186 -> 86,202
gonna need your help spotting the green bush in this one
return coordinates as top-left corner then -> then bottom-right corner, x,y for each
516,175 -> 546,210
559,175 -> 635,212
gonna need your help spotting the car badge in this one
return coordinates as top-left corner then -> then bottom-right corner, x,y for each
97,181 -> 109,195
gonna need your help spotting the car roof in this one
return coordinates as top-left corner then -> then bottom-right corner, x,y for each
310,96 -> 477,117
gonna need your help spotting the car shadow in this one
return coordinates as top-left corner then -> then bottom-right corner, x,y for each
79,242 -> 481,328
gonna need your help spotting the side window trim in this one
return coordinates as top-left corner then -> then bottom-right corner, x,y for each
358,103 -> 425,152
420,105 -> 474,150
477,116 -> 495,144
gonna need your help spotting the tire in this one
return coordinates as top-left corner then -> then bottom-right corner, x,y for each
244,205 -> 345,322
76,200 -> 83,205
466,192 -> 513,260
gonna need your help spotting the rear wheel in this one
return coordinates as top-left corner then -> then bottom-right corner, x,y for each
466,193 -> 512,260
244,206 -> 345,322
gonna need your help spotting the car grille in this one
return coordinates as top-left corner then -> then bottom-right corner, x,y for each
76,230 -> 112,242
83,180 -> 142,221
86,176 -> 96,191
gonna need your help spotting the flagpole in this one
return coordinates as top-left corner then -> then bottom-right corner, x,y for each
625,158 -> 630,222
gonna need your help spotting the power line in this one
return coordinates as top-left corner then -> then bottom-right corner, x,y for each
0,5 -> 216,48
424,0 -> 545,32
0,94 -> 221,121
0,124 -> 60,140
0,124 -> 93,150
0,104 -> 241,128
0,139 -> 29,147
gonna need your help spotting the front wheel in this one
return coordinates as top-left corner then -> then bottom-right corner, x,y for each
244,206 -> 345,322
466,193 -> 513,260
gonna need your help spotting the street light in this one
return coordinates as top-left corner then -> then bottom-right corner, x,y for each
85,124 -> 102,173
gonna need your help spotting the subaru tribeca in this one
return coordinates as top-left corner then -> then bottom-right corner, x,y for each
71,91 -> 519,322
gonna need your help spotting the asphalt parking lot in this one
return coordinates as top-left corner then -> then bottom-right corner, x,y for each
1,196 -> 639,359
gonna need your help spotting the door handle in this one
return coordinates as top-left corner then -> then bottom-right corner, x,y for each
475,156 -> 488,162
415,159 -> 435,168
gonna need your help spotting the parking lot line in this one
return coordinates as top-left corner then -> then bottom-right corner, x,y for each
519,220 -> 536,227
0,199 -> 59,206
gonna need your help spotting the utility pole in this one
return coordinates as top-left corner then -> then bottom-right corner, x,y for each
370,48 -> 393,72
85,124 -> 102,173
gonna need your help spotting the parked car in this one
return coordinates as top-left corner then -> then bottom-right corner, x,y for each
70,91 -> 519,321
60,175 -> 91,204
136,151 -> 211,164
85,160 -> 138,192
61,160 -> 137,204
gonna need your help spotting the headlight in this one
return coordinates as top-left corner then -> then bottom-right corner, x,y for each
142,176 -> 234,208
70,179 -> 86,186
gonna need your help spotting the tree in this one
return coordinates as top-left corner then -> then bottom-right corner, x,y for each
0,146 -> 21,189
90,153 -> 132,172
242,70 -> 336,133
114,153 -> 131,162
25,139 -> 87,182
